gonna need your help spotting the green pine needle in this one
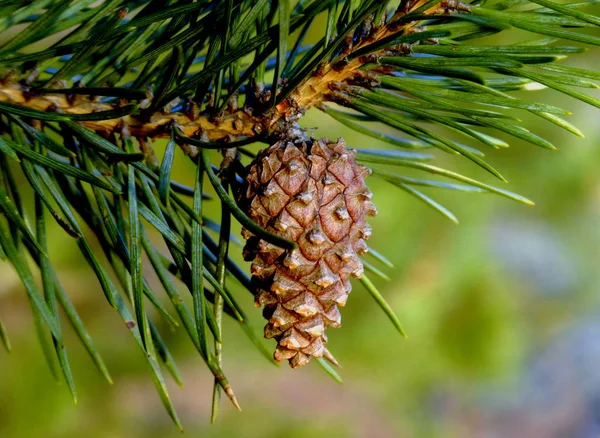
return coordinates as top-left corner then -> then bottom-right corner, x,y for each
316,358 -> 344,384
0,317 -> 11,353
360,274 -> 407,339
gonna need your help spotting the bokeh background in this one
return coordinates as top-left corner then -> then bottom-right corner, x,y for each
1,10 -> 600,438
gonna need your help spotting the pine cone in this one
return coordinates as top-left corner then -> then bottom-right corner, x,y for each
240,137 -> 377,368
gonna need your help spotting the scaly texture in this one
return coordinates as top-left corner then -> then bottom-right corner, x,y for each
240,138 -> 377,368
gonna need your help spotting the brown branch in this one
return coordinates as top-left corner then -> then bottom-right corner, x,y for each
0,1 -> 444,143
0,82 -> 262,141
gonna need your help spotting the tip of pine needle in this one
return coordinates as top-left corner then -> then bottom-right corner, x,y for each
224,387 -> 242,411
210,407 -> 219,424
102,370 -> 114,385
231,396 -> 242,412
323,349 -> 341,368
316,357 -> 344,384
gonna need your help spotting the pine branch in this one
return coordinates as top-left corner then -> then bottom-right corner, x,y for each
0,1 -> 445,143
0,0 -> 599,428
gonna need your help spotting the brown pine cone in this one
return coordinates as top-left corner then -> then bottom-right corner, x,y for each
240,137 -> 377,368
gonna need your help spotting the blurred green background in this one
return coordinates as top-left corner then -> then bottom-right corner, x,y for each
2,18 -> 600,438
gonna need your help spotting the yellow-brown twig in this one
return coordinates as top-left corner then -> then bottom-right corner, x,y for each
0,1 -> 443,143
0,82 -> 262,141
